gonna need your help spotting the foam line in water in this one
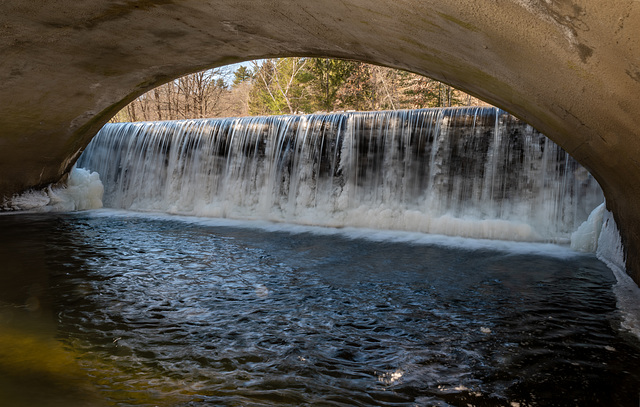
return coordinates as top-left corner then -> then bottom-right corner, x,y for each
87,208 -> 587,259
3,167 -> 104,212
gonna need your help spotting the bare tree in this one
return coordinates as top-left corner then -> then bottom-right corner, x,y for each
251,58 -> 309,114
111,59 -> 490,123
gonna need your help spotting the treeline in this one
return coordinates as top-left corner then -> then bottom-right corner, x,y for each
112,58 -> 489,122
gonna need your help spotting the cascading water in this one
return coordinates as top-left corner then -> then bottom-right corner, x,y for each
77,107 -> 603,242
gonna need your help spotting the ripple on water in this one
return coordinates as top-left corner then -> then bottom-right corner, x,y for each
0,211 -> 639,406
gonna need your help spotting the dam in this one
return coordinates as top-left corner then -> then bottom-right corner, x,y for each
76,107 -> 603,243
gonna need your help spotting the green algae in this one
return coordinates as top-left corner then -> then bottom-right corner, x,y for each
437,12 -> 480,32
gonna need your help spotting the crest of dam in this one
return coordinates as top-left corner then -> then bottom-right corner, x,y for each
77,106 -> 604,243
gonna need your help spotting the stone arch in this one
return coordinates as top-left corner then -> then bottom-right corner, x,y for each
1,1 -> 639,283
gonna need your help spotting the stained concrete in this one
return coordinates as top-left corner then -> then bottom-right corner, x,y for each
1,0 -> 639,283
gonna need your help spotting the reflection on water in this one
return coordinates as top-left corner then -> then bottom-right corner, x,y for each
1,210 -> 639,406
0,214 -> 106,407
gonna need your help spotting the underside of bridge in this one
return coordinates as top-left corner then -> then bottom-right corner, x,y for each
1,0 -> 639,283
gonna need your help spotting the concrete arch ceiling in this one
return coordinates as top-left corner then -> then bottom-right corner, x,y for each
2,0 -> 640,282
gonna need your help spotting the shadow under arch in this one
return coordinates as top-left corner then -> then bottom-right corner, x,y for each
1,1 -> 639,284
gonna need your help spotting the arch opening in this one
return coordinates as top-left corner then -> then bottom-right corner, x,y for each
6,56 -> 611,258
1,1 -> 639,284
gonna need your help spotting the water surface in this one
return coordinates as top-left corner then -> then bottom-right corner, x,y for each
1,210 -> 639,406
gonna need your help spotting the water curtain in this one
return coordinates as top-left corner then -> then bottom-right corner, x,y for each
78,107 -> 603,242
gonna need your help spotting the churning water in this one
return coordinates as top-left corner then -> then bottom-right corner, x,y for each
2,107 -> 639,406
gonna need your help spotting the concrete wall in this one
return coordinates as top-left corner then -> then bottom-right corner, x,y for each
1,0 -> 640,283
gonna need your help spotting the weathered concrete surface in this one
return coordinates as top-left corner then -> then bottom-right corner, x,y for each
1,1 -> 640,282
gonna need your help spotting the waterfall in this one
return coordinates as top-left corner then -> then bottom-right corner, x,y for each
77,107 -> 604,242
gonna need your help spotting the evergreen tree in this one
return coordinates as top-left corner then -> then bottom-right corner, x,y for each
233,65 -> 253,86
308,58 -> 356,111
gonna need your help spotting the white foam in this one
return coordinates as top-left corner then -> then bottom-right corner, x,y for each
6,167 -> 104,212
85,208 -> 584,259
156,203 -> 548,243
